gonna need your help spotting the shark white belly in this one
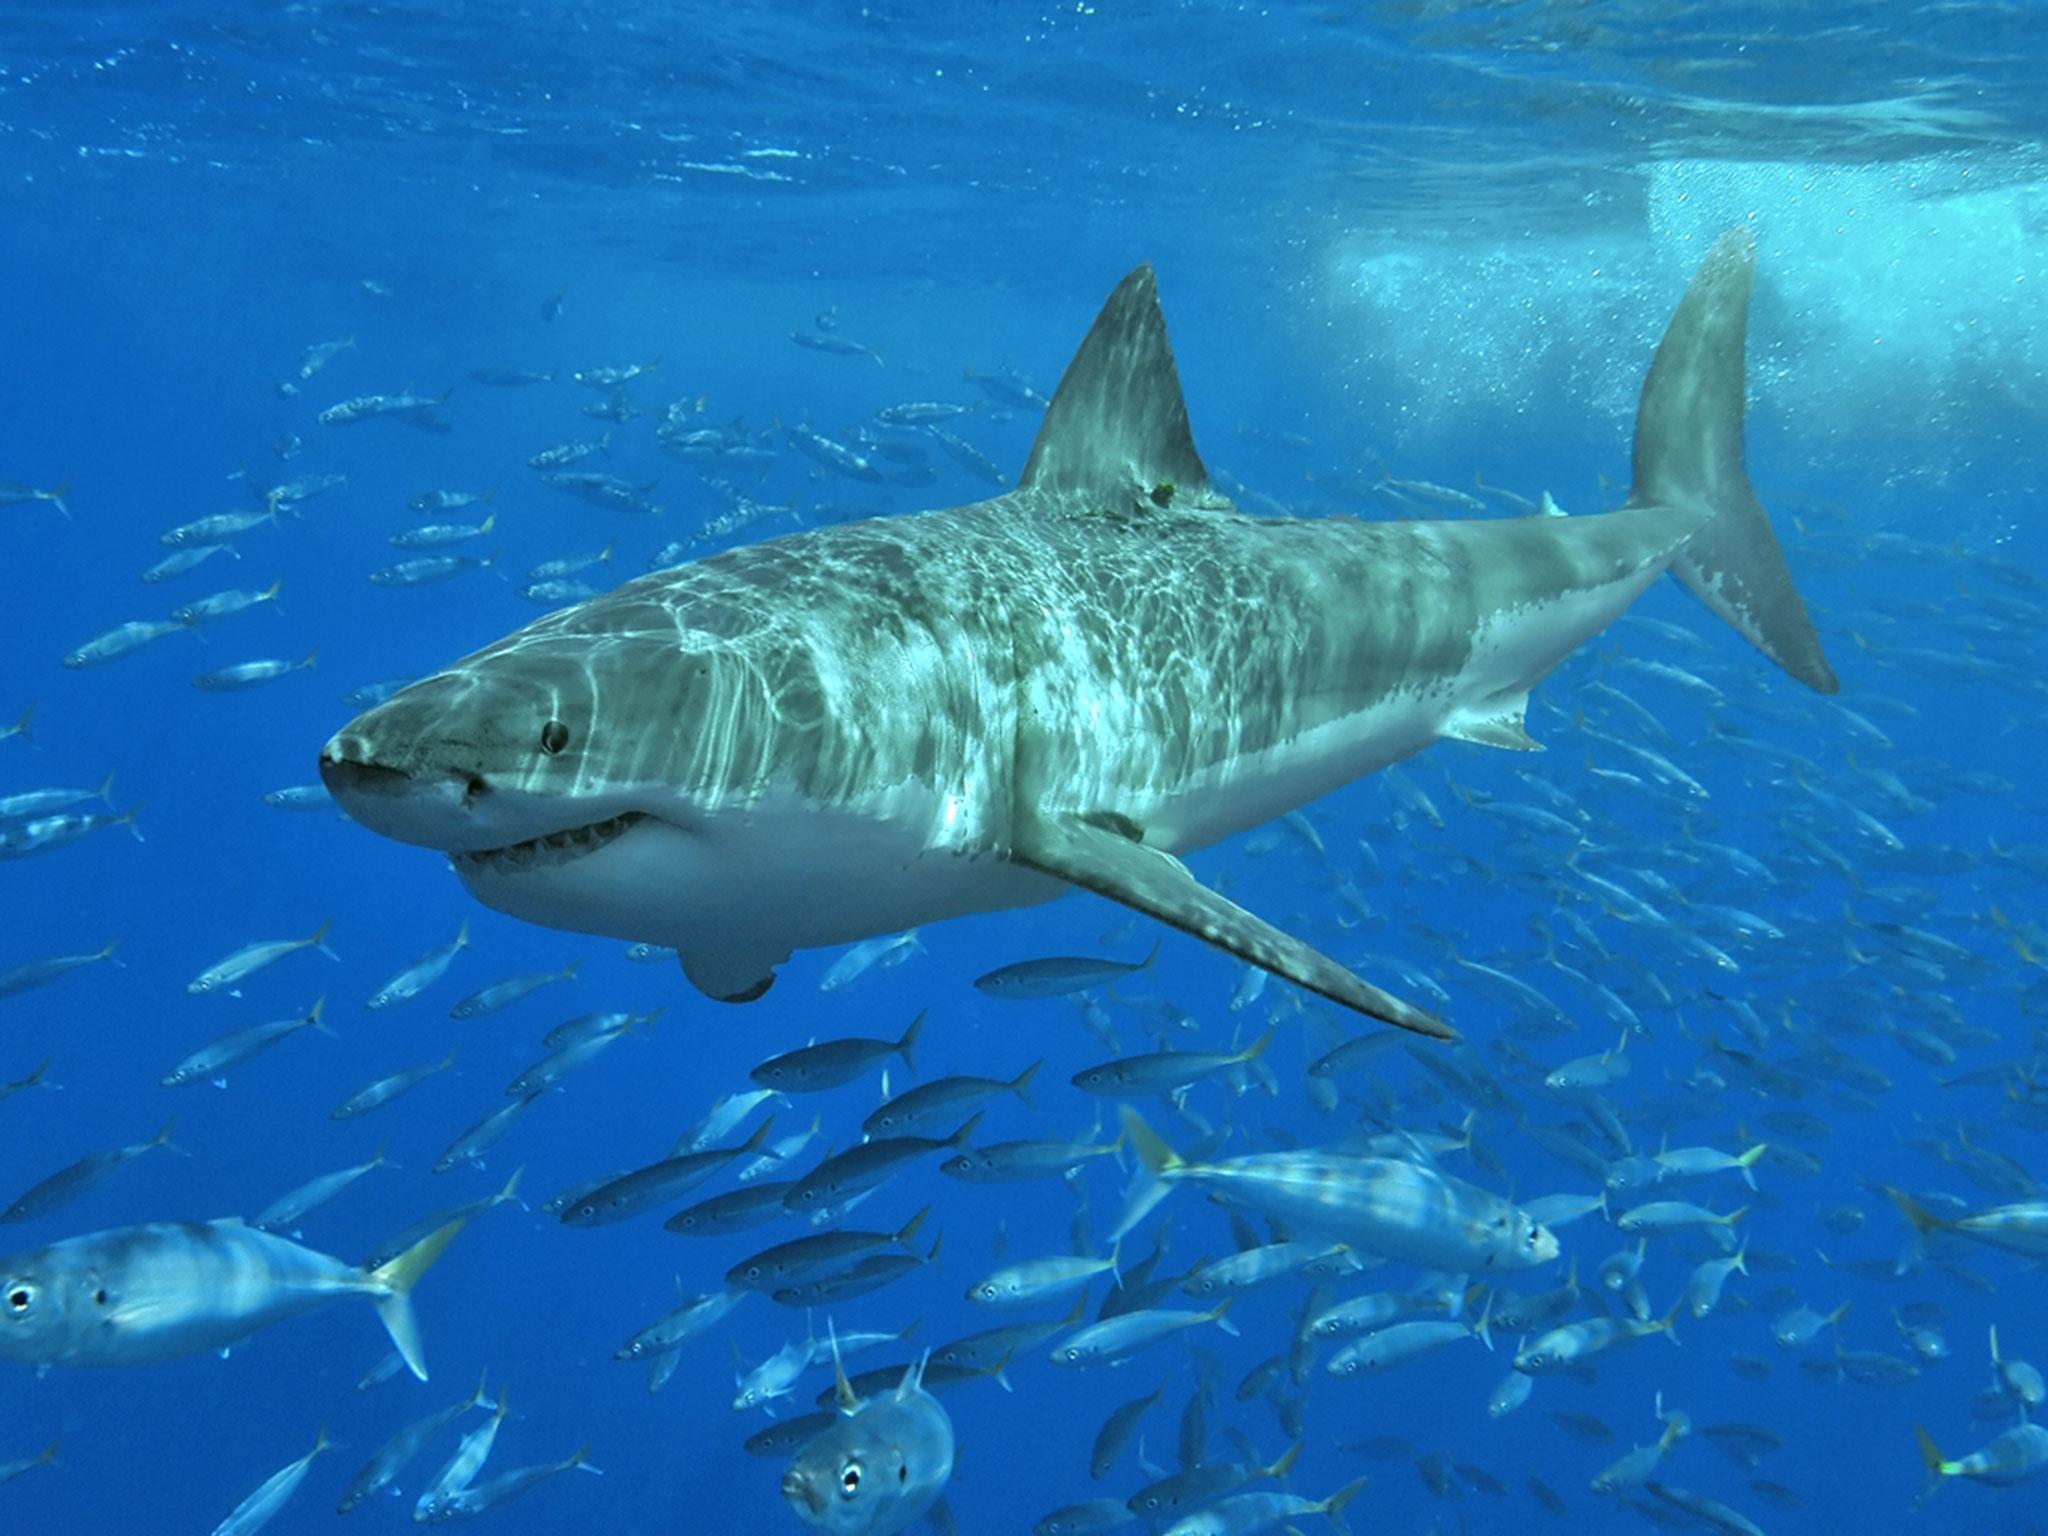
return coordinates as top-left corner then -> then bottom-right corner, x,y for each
320,229 -> 1834,1035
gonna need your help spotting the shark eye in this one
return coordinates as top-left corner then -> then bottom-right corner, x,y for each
539,719 -> 571,755
4,1283 -> 32,1315
839,1463 -> 862,1497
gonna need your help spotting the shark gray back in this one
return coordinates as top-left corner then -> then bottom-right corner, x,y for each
320,232 -> 1834,1035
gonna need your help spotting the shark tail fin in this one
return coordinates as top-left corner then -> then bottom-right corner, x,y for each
1631,228 -> 1837,694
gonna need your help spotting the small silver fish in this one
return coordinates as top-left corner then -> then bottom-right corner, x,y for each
188,918 -> 337,995
210,1424 -> 330,1536
192,647 -> 317,691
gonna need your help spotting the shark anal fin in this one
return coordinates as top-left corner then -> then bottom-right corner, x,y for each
1010,810 -> 1453,1039
1443,700 -> 1541,752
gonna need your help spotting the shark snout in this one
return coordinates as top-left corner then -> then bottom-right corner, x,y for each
319,735 -> 480,849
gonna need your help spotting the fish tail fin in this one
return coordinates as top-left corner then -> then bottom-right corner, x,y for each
152,1117 -> 188,1157
1321,1475 -> 1369,1536
1828,1299 -> 1854,1328
1119,1108 -> 1184,1177
894,1204 -> 931,1250
947,1111 -> 985,1150
306,995 -> 337,1038
1992,1323 -> 2003,1364
492,1167 -> 526,1211
1268,1438 -> 1302,1481
1010,1059 -> 1043,1106
309,917 -> 339,961
895,1010 -> 924,1076
1206,1296 -> 1239,1337
1474,1289 -> 1495,1352
738,1115 -> 775,1152
1736,1141 -> 1767,1189
35,1437 -> 58,1466
1914,1424 -> 1953,1500
1658,1301 -> 1683,1346
1720,1204 -> 1751,1227
7,702 -> 33,742
366,1214 -> 472,1380
1631,228 -> 1837,693
1239,1023 -> 1279,1065
118,802 -> 145,841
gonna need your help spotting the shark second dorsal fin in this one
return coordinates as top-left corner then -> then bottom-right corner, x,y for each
1018,265 -> 1210,502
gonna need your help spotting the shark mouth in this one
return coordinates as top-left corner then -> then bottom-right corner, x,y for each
450,810 -> 647,873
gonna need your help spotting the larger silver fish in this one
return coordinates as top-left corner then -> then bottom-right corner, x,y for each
0,1210 -> 468,1378
783,1350 -> 955,1535
1122,1110 -> 1558,1274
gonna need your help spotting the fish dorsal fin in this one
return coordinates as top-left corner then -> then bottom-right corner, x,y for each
830,1323 -> 859,1415
898,1349 -> 930,1400
1019,265 -> 1210,502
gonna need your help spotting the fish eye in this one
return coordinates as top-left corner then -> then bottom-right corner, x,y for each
898,1465 -> 908,1483
839,1462 -> 862,1497
4,1283 -> 32,1315
539,719 -> 571,756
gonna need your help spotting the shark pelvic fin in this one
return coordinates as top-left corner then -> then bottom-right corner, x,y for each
1018,265 -> 1213,503
1442,698 -> 1540,752
680,948 -> 783,1004
1009,808 -> 1452,1039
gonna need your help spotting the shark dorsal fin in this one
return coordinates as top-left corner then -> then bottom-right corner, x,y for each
1019,264 -> 1209,501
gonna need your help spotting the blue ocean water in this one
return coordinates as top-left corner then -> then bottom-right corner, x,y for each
2,4 -> 2044,1533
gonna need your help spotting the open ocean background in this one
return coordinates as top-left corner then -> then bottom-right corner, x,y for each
3,4 -> 2045,1533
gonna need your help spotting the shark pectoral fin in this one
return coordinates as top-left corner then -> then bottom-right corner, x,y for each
680,948 -> 783,1004
1442,700 -> 1541,752
1009,810 -> 1453,1039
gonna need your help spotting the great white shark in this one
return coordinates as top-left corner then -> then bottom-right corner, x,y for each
320,229 -> 1835,1039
